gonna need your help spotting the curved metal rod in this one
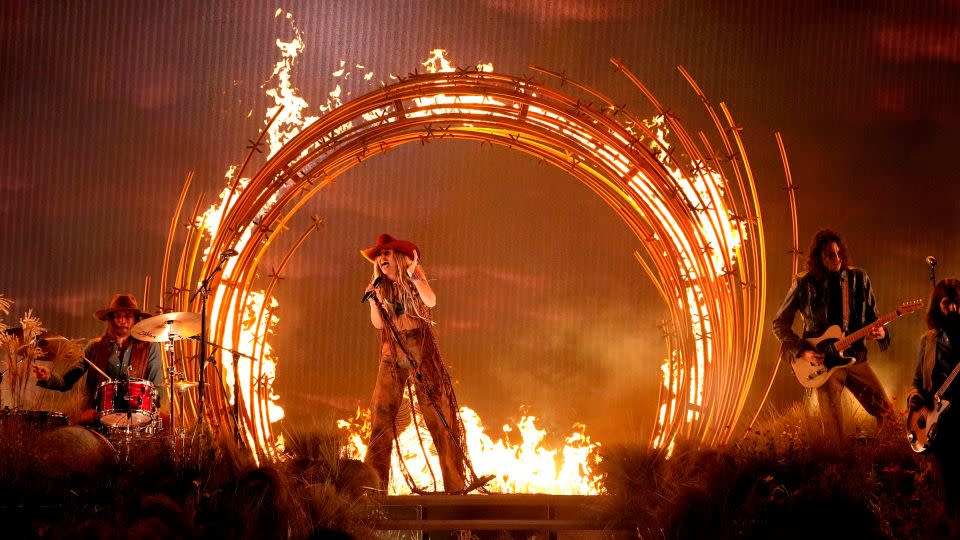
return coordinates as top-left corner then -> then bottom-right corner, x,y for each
171,66 -> 770,458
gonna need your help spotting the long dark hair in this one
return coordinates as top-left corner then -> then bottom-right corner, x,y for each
927,278 -> 960,330
805,229 -> 849,278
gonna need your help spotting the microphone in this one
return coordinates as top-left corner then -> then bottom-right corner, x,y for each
361,276 -> 383,303
221,249 -> 239,259
927,256 -> 938,267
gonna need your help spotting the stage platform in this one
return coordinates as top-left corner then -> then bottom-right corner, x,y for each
377,494 -> 624,539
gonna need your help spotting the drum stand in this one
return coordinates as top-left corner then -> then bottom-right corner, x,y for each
112,349 -> 135,465
162,321 -> 184,460
129,311 -> 204,465
164,323 -> 177,433
195,338 -> 255,448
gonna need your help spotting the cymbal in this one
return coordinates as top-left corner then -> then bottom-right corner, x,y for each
131,312 -> 202,342
174,380 -> 199,393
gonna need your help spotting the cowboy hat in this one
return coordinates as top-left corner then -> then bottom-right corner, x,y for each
360,233 -> 419,262
94,293 -> 151,321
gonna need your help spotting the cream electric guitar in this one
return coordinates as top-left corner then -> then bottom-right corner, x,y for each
790,299 -> 924,389
907,358 -> 960,453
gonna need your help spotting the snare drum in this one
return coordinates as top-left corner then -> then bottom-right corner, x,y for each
94,379 -> 158,427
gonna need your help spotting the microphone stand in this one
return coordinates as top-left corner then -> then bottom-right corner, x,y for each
190,251 -> 233,430
928,258 -> 938,289
190,337 -> 255,447
366,290 -> 491,494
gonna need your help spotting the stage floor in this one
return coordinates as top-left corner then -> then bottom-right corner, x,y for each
379,494 -> 623,538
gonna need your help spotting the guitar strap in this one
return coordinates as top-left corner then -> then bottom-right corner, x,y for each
922,329 -> 938,392
841,271 -> 850,334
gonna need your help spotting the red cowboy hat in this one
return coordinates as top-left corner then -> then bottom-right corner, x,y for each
94,293 -> 151,321
360,233 -> 419,262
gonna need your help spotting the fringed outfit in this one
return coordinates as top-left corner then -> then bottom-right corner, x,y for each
364,292 -> 472,493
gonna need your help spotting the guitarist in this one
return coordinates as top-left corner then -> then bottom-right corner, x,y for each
908,278 -> 960,530
773,229 -> 895,442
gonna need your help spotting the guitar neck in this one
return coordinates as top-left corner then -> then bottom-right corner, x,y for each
835,310 -> 898,351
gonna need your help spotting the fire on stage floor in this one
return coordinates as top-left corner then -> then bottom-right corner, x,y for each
377,494 -> 623,538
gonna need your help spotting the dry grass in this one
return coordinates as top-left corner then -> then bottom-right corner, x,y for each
0,421 -> 381,539
599,403 -> 942,539
0,403 -> 948,539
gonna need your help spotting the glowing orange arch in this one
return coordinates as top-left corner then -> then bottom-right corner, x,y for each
164,62 -> 767,458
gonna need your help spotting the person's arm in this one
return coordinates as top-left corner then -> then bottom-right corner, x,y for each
910,333 -> 932,409
772,277 -> 808,358
409,269 -> 436,308
406,251 -> 436,308
367,281 -> 385,329
35,352 -> 87,391
862,272 -> 890,350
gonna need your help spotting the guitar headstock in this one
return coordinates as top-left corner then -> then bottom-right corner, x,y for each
897,299 -> 925,315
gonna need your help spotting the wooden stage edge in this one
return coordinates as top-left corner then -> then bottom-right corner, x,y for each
377,494 -> 625,534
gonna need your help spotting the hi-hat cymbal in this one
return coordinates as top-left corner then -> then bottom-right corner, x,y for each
131,312 -> 202,342
174,380 -> 200,393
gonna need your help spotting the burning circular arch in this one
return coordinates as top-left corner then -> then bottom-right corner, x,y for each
164,61 -> 767,460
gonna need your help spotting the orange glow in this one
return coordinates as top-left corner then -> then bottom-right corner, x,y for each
338,393 -> 604,495
170,23 -> 767,468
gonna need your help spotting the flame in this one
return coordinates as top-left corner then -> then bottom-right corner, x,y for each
332,51 -> 608,487
197,174 -> 286,455
636,117 -> 744,450
192,13 -> 326,456
465,93 -> 743,451
265,11 -> 320,158
409,49 -> 506,120
422,49 -> 455,73
195,17 -> 754,462
338,394 -> 604,495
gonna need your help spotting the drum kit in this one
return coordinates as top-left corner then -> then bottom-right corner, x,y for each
92,309 -> 253,455
2,251 -> 246,466
3,310 -> 241,465
95,310 -> 208,456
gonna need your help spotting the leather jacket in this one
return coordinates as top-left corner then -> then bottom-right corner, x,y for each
772,267 -> 890,359
914,329 -> 958,398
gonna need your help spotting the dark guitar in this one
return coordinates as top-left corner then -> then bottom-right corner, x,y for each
907,359 -> 960,453
790,300 -> 923,389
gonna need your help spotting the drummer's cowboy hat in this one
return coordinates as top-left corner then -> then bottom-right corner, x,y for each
361,233 -> 420,262
94,293 -> 151,321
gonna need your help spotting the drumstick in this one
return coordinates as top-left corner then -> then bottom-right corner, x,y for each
81,356 -> 112,381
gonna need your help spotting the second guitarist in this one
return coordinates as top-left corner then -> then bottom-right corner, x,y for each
908,278 -> 960,530
773,229 -> 896,442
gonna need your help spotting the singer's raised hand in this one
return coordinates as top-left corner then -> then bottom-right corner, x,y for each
406,249 -> 420,279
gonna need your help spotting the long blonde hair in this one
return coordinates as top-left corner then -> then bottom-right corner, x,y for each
371,251 -> 430,323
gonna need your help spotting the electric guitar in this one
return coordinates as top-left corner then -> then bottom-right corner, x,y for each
907,354 -> 960,453
790,299 -> 924,389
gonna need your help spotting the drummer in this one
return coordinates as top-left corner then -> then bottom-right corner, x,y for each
33,293 -> 165,426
